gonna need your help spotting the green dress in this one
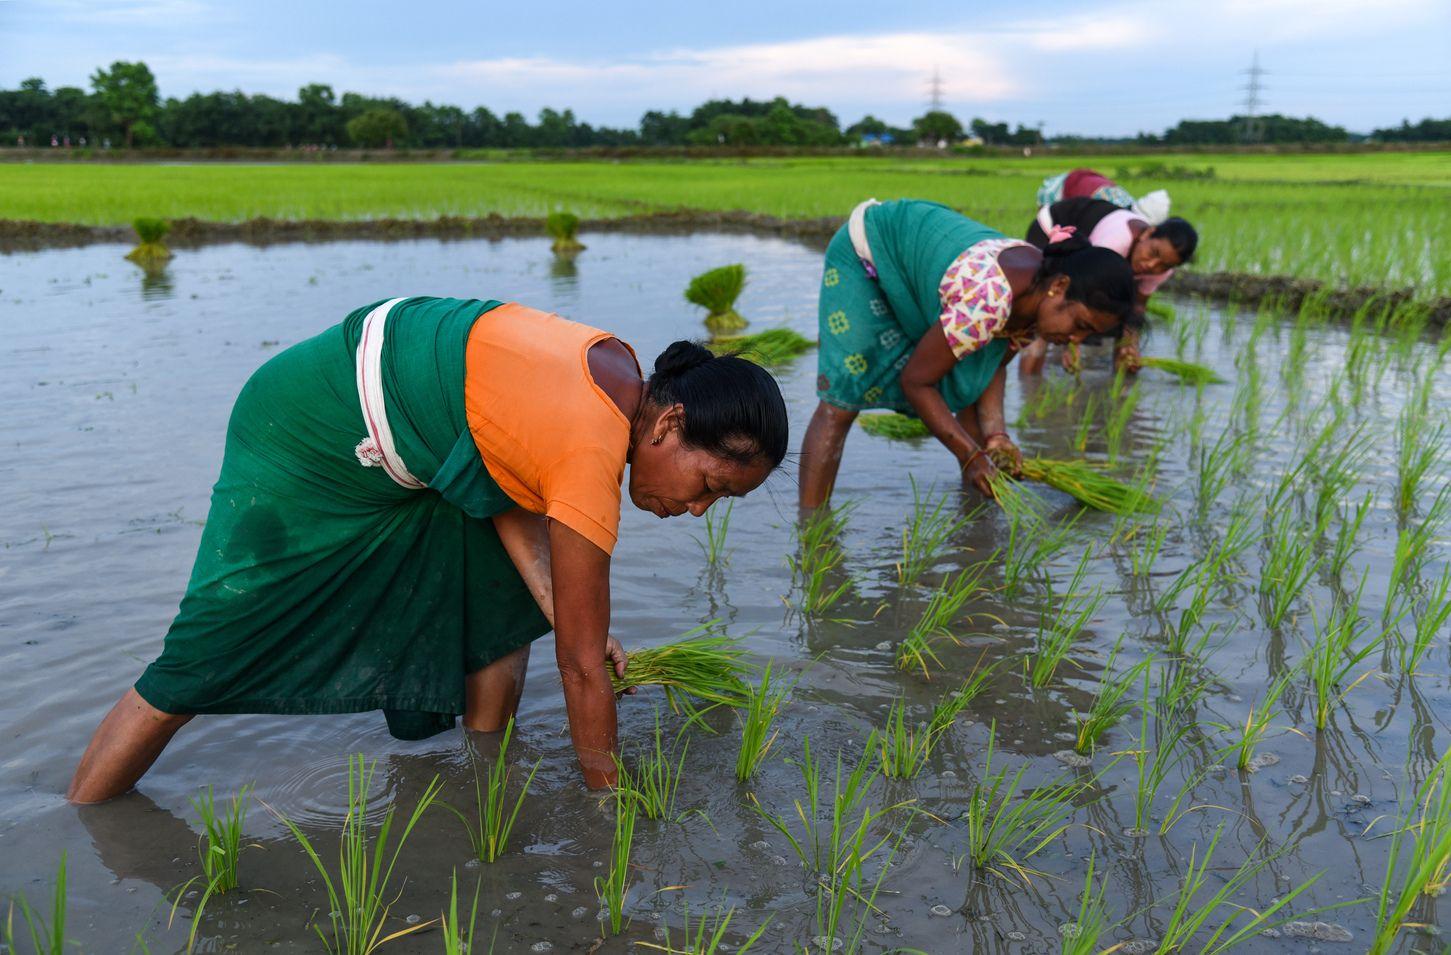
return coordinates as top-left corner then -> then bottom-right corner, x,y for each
815,199 -> 1009,414
134,297 -> 550,740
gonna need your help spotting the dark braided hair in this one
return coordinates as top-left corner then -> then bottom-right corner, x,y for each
645,341 -> 788,467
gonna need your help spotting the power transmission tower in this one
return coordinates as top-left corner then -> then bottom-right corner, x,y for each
1239,51 -> 1268,143
926,67 -> 945,112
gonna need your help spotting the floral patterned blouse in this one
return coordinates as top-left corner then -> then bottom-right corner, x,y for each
937,238 -> 1035,359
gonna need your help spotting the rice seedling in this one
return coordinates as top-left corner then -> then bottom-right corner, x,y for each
896,559 -> 994,677
1386,488 -> 1450,608
192,783 -> 252,892
4,853 -> 67,955
736,661 -> 792,782
1127,522 -> 1169,576
874,664 -> 996,778
1259,508 -> 1323,629
1396,406 -> 1444,517
439,870 -> 482,955
694,499 -> 732,567
960,723 -> 1079,885
445,717 -> 539,863
273,756 -> 442,955
685,264 -> 747,333
856,411 -> 929,440
811,821 -> 908,954
611,625 -> 752,718
788,503 -> 855,617
1398,563 -> 1451,676
1155,827 -> 1324,954
1023,374 -> 1078,421
1060,854 -> 1114,955
638,905 -> 769,954
750,737 -> 906,879
996,479 -> 1081,597
1139,356 -> 1225,386
897,477 -> 973,588
1217,668 -> 1296,772
1027,550 -> 1105,688
707,327 -> 814,365
595,786 -> 638,937
1327,490 -> 1374,583
1303,580 -> 1383,730
544,210 -> 585,254
1128,670 -> 1196,834
1019,457 -> 1160,515
1306,424 -> 1370,533
617,711 -> 688,821
1370,747 -> 1451,955
1194,428 -> 1249,521
1074,642 -> 1153,755
1104,381 -> 1141,464
1071,393 -> 1099,453
125,216 -> 172,267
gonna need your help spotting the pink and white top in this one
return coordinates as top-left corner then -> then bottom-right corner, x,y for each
1088,209 -> 1173,296
937,238 -> 1034,359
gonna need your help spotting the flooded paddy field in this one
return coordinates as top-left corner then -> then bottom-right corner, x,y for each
1,232 -> 1448,953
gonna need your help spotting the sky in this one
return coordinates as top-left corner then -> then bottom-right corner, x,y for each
2,0 -> 1449,136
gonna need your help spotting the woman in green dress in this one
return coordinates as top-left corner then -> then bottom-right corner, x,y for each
69,297 -> 788,802
798,199 -> 1136,507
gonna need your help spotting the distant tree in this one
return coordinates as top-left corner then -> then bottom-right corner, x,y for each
1373,117 -> 1451,142
89,60 -> 158,147
346,107 -> 407,148
969,118 -> 1009,144
913,110 -> 963,144
297,83 -> 342,144
639,109 -> 690,145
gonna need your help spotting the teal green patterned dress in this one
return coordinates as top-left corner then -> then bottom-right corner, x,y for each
815,199 -> 1011,414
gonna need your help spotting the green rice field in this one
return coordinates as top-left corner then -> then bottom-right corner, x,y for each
4,151 -> 1450,296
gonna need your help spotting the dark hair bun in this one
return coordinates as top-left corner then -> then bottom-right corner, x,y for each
653,340 -> 714,380
1043,233 -> 1093,258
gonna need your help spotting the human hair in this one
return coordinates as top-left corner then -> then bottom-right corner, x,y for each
645,341 -> 789,467
1036,235 -> 1137,329
1151,217 -> 1198,264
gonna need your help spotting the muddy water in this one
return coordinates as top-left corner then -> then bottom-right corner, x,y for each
1,233 -> 1447,954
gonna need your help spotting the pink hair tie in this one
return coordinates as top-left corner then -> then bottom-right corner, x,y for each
1046,224 -> 1077,244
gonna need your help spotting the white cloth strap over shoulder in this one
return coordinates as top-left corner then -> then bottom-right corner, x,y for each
1035,205 -> 1055,236
354,297 -> 426,490
848,198 -> 880,269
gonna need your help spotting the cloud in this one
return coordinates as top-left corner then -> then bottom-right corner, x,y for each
436,30 -> 1023,112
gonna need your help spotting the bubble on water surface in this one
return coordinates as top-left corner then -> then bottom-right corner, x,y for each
1053,750 -> 1092,767
930,904 -> 953,917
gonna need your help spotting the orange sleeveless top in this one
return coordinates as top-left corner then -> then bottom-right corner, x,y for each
464,303 -> 638,555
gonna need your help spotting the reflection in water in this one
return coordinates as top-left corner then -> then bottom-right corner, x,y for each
138,264 -> 174,300
548,254 -> 579,283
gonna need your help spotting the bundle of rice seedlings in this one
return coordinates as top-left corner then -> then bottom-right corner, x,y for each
125,217 -> 172,267
1145,299 -> 1176,323
611,628 -> 752,719
685,264 -> 747,333
545,211 -> 585,254
1140,356 -> 1224,385
708,327 -> 816,366
1018,458 -> 1160,515
857,412 -> 929,440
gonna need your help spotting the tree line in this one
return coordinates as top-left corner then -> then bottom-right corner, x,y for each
3,61 -> 1447,150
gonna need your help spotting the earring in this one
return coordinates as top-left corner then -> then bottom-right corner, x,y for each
652,436 -> 662,445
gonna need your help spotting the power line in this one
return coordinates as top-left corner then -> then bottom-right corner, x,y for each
1239,50 -> 1268,142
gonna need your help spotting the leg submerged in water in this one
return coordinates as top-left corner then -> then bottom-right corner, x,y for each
464,644 -> 531,732
798,401 -> 858,509
68,688 -> 192,804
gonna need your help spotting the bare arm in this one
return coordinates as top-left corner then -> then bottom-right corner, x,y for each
493,508 -> 556,625
899,331 -> 1000,496
549,519 -> 619,789
976,364 -> 1009,438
